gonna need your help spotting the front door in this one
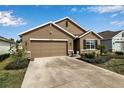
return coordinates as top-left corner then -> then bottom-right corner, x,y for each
73,39 -> 79,54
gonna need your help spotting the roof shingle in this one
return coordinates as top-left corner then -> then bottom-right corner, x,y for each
98,30 -> 122,39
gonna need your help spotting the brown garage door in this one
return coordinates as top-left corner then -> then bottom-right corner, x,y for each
30,40 -> 68,58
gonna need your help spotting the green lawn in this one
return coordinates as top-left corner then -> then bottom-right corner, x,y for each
95,59 -> 124,75
0,56 -> 26,88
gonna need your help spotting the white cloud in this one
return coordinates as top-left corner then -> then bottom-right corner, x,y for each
0,11 -> 26,27
87,5 -> 124,14
110,21 -> 124,26
79,7 -> 86,12
70,7 -> 86,13
71,7 -> 77,12
110,13 -> 118,18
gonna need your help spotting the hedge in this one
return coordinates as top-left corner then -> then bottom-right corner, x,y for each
80,55 -> 111,64
0,53 -> 10,62
5,58 -> 29,70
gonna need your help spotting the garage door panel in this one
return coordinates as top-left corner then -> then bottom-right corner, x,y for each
30,41 -> 67,58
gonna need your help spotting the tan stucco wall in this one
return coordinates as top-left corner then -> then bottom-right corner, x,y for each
21,24 -> 74,53
21,33 -> 30,51
56,19 -> 86,35
79,32 -> 101,54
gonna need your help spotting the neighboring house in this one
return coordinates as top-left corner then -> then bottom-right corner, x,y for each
0,36 -> 15,55
19,17 -> 103,58
98,30 -> 124,52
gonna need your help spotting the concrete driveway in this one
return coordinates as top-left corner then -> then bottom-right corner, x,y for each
22,56 -> 124,88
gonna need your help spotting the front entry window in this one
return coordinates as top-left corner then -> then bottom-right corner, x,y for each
85,40 -> 96,49
122,32 -> 124,37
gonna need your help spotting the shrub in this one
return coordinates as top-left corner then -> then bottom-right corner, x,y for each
80,55 -> 111,64
5,58 -> 29,70
108,49 -> 112,52
95,55 -> 111,64
0,53 -> 10,62
80,53 -> 85,58
10,41 -> 26,59
84,53 -> 95,59
80,58 -> 95,63
115,51 -> 124,55
97,45 -> 106,55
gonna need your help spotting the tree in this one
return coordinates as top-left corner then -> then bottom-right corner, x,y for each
97,45 -> 106,55
9,38 -> 15,42
15,40 -> 25,58
16,39 -> 22,43
9,39 -> 25,58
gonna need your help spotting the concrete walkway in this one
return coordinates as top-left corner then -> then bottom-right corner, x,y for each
22,56 -> 124,88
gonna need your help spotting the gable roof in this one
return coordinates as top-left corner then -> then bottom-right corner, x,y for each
52,23 -> 75,38
0,36 -> 15,43
18,21 -> 76,38
18,21 -> 52,36
79,31 -> 103,39
0,36 -> 8,40
54,17 -> 87,33
18,17 -> 102,39
98,30 -> 122,39
0,36 -> 10,42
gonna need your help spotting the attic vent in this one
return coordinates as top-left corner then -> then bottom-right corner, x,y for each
49,31 -> 53,35
65,20 -> 68,27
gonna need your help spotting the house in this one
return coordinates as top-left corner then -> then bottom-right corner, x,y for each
98,30 -> 124,52
0,36 -> 15,55
19,17 -> 103,58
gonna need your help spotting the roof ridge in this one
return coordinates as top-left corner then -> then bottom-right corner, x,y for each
19,17 -> 88,36
18,21 -> 76,38
98,30 -> 124,39
52,23 -> 75,38
18,21 -> 53,36
79,31 -> 103,39
99,30 -> 123,33
54,17 -> 88,32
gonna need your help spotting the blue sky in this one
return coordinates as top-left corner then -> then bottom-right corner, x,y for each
0,5 -> 124,39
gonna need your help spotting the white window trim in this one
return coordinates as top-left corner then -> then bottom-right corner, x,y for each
84,49 -> 96,50
85,39 -> 96,49
122,32 -> 124,37
81,49 -> 96,51
85,39 -> 96,40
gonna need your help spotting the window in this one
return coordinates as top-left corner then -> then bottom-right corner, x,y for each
85,40 -> 96,49
122,32 -> 124,37
65,21 -> 68,27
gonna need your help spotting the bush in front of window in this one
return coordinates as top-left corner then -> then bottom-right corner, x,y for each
97,45 -> 106,55
0,53 -> 10,62
79,55 -> 111,64
84,53 -> 95,59
4,58 -> 29,70
115,51 -> 124,55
